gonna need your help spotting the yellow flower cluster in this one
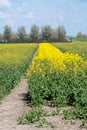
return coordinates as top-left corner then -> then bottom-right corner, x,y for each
0,44 -> 38,65
28,43 -> 86,77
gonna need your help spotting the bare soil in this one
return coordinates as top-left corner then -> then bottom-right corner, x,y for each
0,79 -> 87,130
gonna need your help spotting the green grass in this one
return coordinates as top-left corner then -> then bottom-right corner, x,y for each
52,42 -> 87,60
72,37 -> 87,42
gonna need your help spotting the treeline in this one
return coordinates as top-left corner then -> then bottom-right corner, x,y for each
0,24 -> 69,43
77,31 -> 87,38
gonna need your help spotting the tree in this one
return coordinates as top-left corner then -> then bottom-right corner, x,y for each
30,25 -> 39,42
41,25 -> 52,42
57,25 -> 66,41
11,32 -> 18,43
50,29 -> 58,42
0,34 -> 4,43
3,25 -> 12,43
77,31 -> 83,38
17,26 -> 26,42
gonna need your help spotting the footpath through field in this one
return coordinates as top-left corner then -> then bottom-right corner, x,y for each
0,78 -> 30,130
0,78 -> 86,130
0,43 -> 87,130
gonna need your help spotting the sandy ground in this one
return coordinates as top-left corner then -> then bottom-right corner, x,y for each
0,79 -> 87,130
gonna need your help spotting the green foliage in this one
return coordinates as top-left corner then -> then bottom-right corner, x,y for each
3,25 -> 12,43
36,118 -> 47,128
28,68 -> 87,108
18,26 -> 26,42
51,108 -> 60,116
76,32 -> 83,38
41,25 -> 52,41
81,120 -> 87,128
18,107 -> 57,128
18,107 -> 47,125
27,43 -> 87,124
30,25 -> 39,42
63,107 -> 87,120
52,42 -> 87,60
57,25 -> 66,41
36,118 -> 56,128
0,44 -> 38,101
63,107 -> 87,127
72,37 -> 87,42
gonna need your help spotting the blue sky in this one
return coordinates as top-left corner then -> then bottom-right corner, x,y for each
0,0 -> 87,36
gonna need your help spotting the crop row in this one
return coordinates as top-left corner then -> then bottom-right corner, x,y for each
27,43 -> 87,120
0,44 -> 38,101
52,42 -> 87,60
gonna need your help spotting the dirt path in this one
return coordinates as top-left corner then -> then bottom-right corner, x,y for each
0,78 -> 30,130
0,79 -> 87,130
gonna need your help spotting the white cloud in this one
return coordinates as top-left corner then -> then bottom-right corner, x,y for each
0,0 -> 12,8
0,10 -> 37,20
